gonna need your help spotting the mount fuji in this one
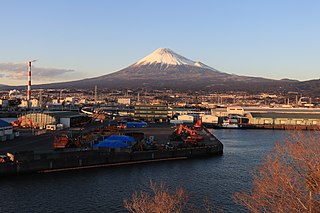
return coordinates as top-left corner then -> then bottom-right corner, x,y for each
134,48 -> 216,68
42,48 -> 276,90
11,47 -> 312,92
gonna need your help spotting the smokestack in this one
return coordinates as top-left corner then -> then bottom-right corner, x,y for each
27,61 -> 32,101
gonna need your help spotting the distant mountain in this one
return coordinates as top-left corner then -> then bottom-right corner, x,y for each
0,84 -> 8,89
280,78 -> 300,82
5,48 -> 319,95
291,79 -> 320,96
35,48 -> 283,91
106,48 -> 266,83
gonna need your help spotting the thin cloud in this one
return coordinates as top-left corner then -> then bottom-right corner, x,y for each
0,62 -> 75,81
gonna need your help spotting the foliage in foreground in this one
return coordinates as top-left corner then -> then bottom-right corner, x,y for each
234,132 -> 320,212
124,181 -> 190,213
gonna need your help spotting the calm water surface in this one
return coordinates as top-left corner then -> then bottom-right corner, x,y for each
0,129 -> 294,212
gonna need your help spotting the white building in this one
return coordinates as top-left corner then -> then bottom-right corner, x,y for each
65,97 -> 77,104
79,99 -> 88,104
118,98 -> 131,105
227,107 -> 245,116
201,115 -> 219,124
177,115 -> 194,123
19,100 -> 29,108
19,99 -> 39,108
30,99 -> 39,108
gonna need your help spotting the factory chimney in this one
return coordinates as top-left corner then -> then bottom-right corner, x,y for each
27,60 -> 37,101
27,61 -> 32,101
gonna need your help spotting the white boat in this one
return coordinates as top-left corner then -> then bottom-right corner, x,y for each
221,121 -> 239,128
220,116 -> 239,128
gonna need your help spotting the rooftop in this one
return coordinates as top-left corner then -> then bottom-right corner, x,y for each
0,119 -> 12,128
250,112 -> 320,119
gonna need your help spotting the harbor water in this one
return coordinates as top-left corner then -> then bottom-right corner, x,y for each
0,129 -> 297,212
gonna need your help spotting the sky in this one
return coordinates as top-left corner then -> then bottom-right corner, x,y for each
0,0 -> 319,86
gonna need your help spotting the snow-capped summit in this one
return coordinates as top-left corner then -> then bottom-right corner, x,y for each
194,61 -> 215,70
134,48 -> 215,70
135,48 -> 193,66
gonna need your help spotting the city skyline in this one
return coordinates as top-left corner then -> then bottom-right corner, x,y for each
1,0 -> 320,86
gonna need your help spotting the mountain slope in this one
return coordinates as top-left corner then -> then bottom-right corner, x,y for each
10,47 -> 318,94
95,48 -> 272,82
77,48 -> 278,90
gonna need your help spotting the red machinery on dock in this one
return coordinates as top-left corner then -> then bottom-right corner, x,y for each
172,119 -> 204,144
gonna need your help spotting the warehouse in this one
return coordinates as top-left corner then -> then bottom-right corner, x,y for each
247,112 -> 320,126
18,111 -> 87,129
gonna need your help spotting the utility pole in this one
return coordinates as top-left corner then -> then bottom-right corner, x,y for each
59,90 -> 63,103
94,85 -> 98,103
39,89 -> 43,111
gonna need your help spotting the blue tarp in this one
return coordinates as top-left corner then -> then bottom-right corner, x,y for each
0,119 -> 12,128
93,140 -> 129,148
93,135 -> 136,148
126,121 -> 147,128
107,135 -> 135,142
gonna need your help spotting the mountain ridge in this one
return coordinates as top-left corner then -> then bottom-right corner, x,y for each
0,48 -> 318,95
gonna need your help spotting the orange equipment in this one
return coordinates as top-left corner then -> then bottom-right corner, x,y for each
11,117 -> 33,128
117,123 -> 126,129
194,119 -> 202,129
54,131 -> 82,149
11,120 -> 20,127
176,124 -> 204,143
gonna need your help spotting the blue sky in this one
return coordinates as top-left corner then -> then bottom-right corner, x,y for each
1,0 -> 319,85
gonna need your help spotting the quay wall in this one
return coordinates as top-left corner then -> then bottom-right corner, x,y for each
0,144 -> 223,176
209,123 -> 319,130
242,124 -> 319,130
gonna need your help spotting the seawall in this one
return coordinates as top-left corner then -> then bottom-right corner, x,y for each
0,144 -> 223,176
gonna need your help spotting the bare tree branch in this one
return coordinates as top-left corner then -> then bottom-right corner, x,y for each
234,131 -> 320,212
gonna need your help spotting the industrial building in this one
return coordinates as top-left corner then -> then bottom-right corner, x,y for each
0,119 -> 13,142
18,111 -> 87,129
247,112 -> 320,127
19,99 -> 39,108
211,107 -> 320,117
117,98 -> 131,106
134,103 -> 168,122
